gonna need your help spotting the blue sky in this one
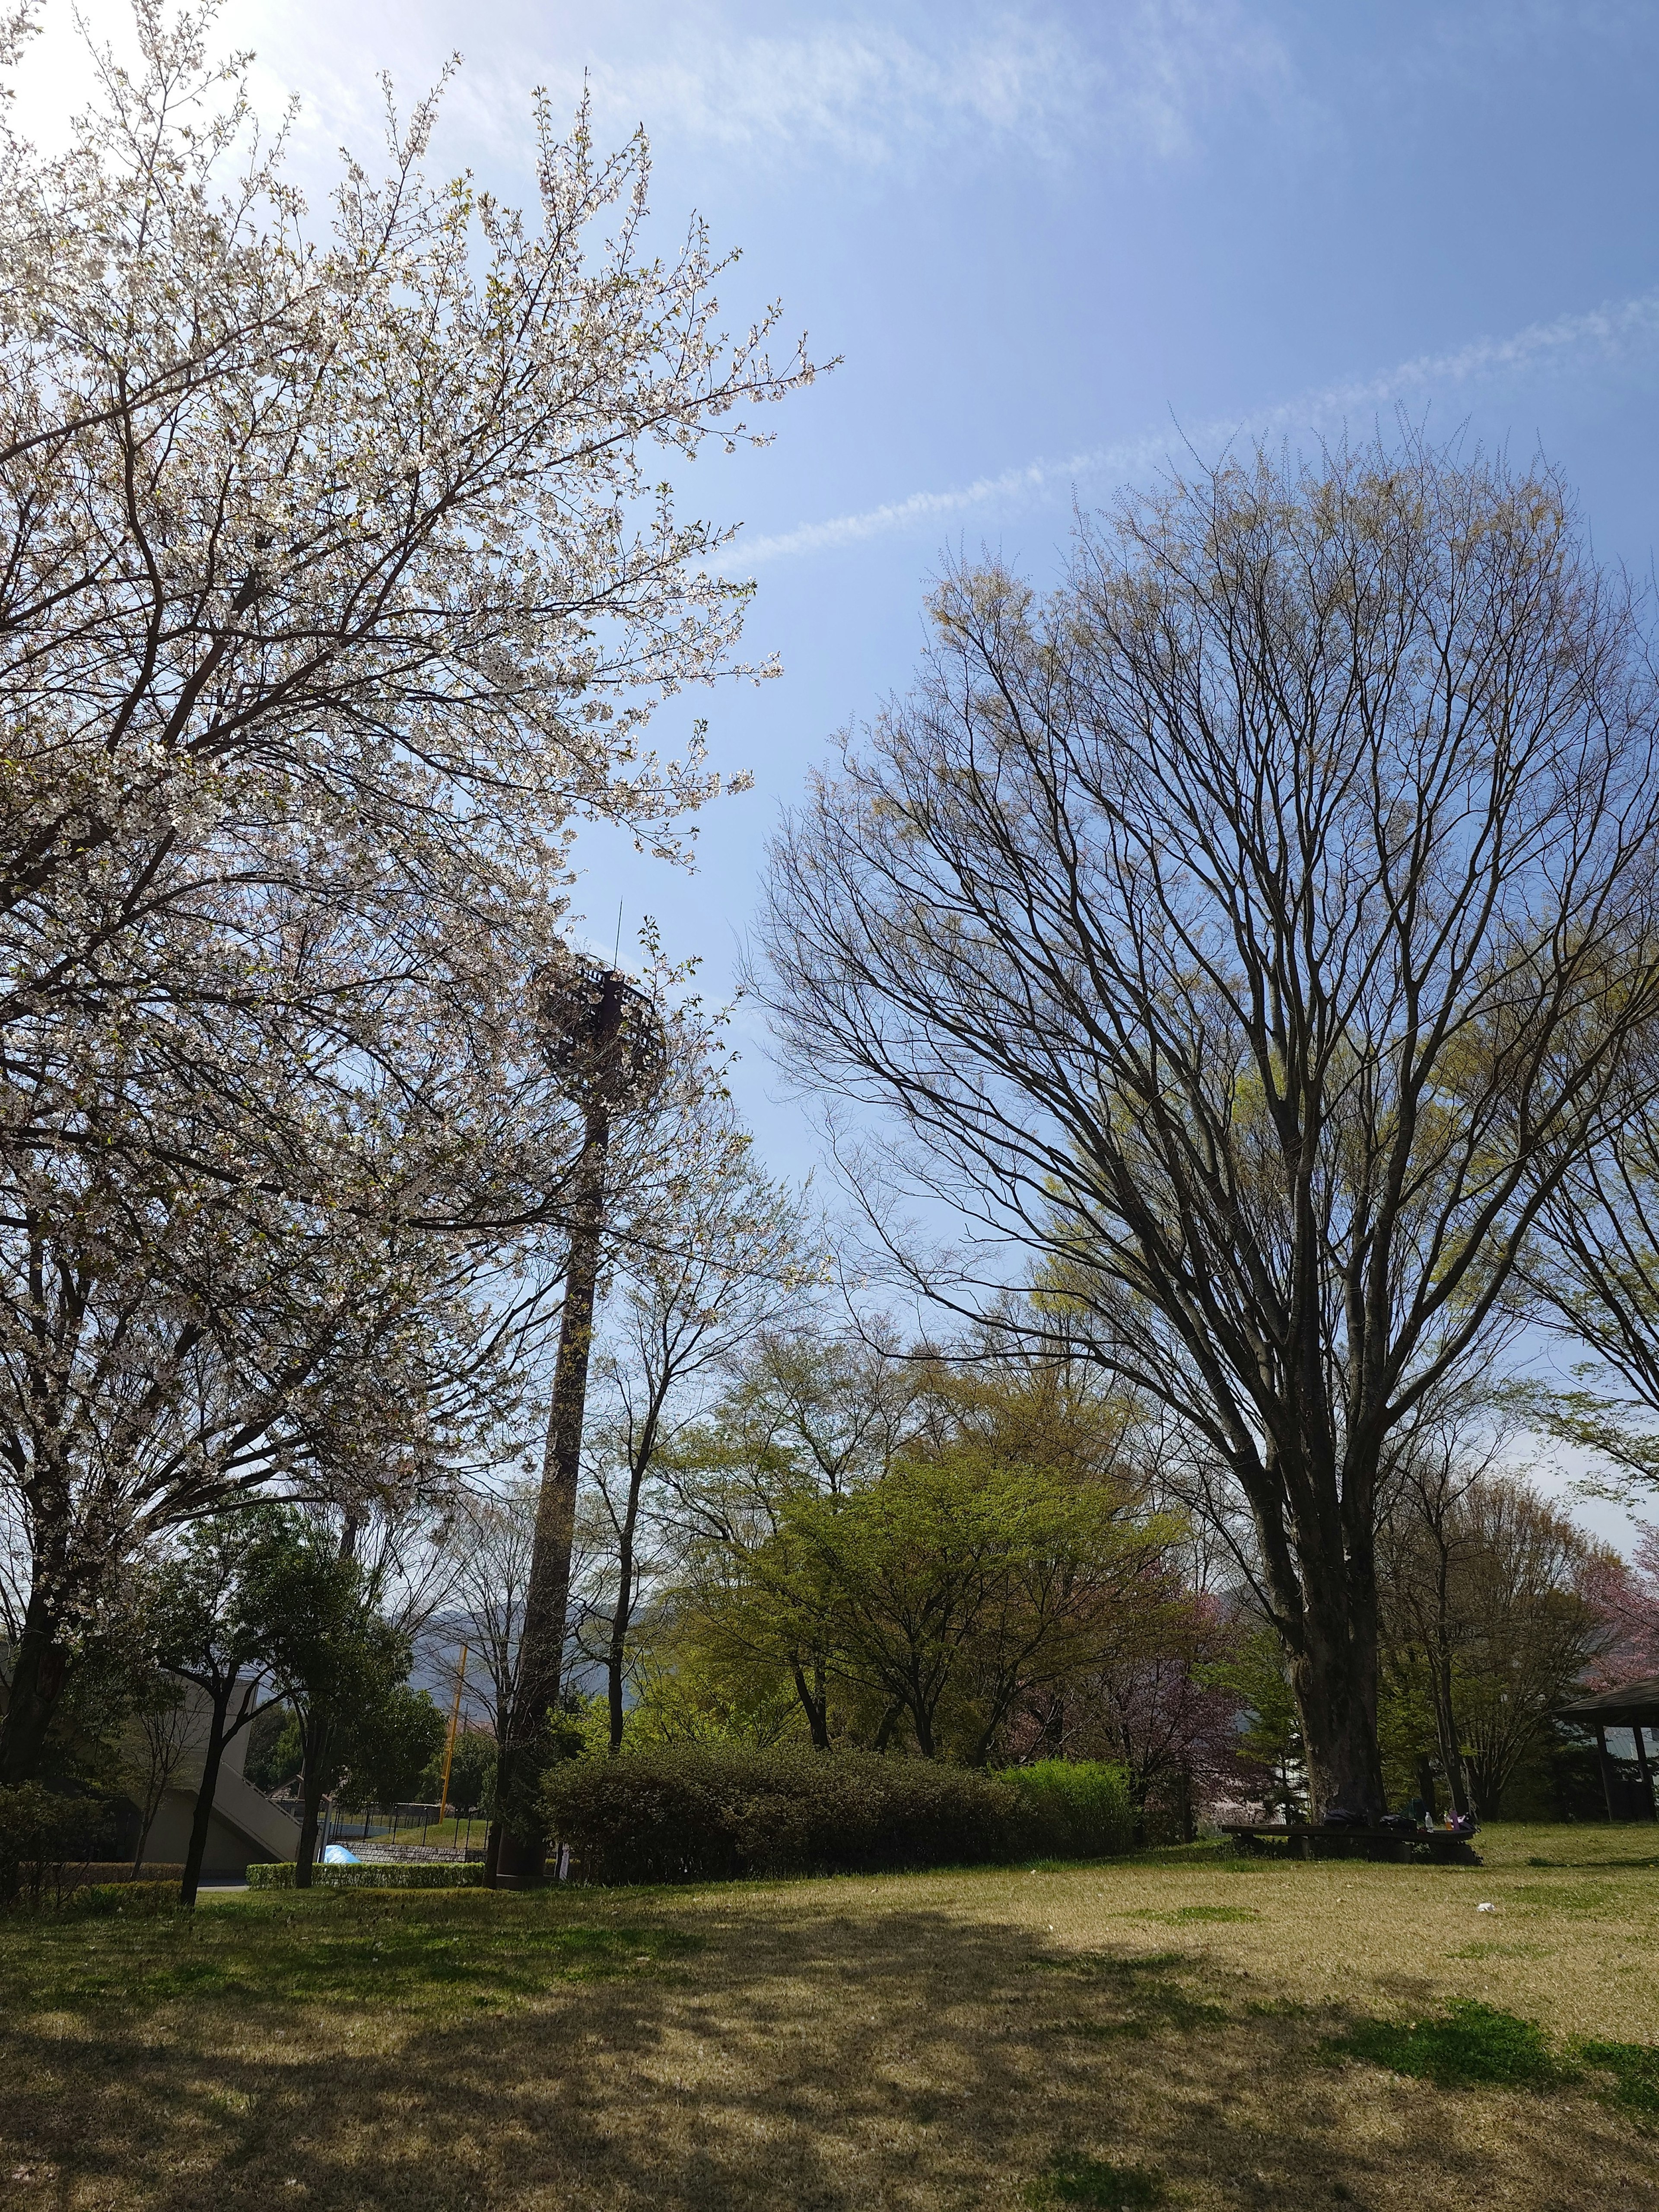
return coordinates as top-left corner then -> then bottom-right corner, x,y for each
25,0 -> 1659,1168
21,1 -> 1659,1533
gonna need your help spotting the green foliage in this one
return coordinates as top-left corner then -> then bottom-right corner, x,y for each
1004,1761 -> 1135,1859
664,1345 -> 1175,1764
149,1513 -> 283,1692
1128,1904 -> 1258,1925
1324,2001 -> 1564,2088
1499,1379 -> 1659,1507
1027,2154 -> 1166,2208
245,1705 -> 300,1792
246,1861 -> 486,1889
623,1628 -> 810,1751
419,1729 -> 497,1814
339,1684 -> 445,1805
1211,1628 -> 1304,1818
722,1447 -> 1172,1762
239,1515 -> 415,1815
543,1746 -> 1135,1885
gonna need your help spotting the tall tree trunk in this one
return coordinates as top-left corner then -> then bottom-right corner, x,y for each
494,1104 -> 608,1885
179,1684 -> 232,1909
294,1713 -> 331,1890
1414,1753 -> 1440,1819
606,1488 -> 639,1755
0,1584 -> 70,1784
910,1697 -> 937,1760
789,1655 -> 830,1749
1287,1563 -> 1384,1821
1431,1647 -> 1471,1815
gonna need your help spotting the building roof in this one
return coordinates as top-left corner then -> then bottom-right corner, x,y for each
1556,1676 -> 1659,1726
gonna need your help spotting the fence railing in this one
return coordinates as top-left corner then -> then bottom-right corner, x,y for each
311,1800 -> 489,1859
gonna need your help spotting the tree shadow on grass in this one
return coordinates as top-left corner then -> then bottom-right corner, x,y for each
1,1900 -> 1655,2212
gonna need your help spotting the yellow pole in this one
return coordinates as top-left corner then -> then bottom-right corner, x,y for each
438,1643 -> 469,1829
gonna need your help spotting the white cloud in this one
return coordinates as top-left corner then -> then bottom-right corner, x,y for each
738,287 -> 1659,564
11,0 -> 1296,189
569,2 -> 1291,167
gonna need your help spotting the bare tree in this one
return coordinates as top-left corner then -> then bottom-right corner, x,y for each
755,438 -> 1659,1817
435,1479 -> 541,1754
0,1159 -> 530,1783
1376,1418 -> 1503,1815
581,1093 -> 808,1751
1381,1462 -> 1615,1815
1513,1078 -> 1659,1503
120,1675 -> 193,1875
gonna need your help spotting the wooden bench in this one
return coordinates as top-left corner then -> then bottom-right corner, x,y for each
1221,1822 -> 1481,1866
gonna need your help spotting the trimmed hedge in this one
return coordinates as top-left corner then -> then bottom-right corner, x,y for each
247,1860 -> 485,1890
543,1747 -> 1132,1886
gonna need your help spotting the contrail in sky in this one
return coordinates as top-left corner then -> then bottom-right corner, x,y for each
739,288 -> 1659,566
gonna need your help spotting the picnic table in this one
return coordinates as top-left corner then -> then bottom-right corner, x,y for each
1221,1822 -> 1481,1866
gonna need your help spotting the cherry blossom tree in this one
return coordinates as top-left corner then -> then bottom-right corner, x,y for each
0,0 -> 820,1779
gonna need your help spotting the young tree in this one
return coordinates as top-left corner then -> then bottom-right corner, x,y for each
664,1327 -> 924,1746
1516,1085 -> 1659,1513
435,1480 -> 540,1759
238,1515 -> 410,1887
148,1513 -> 282,1907
119,1672 -> 193,1876
1379,1466 -> 1615,1815
582,1092 -> 807,1752
755,440 -> 1659,1818
337,1684 -> 446,1809
1068,1589 -> 1261,1838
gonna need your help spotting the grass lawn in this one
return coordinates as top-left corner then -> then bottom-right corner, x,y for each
2,1823 -> 1656,2212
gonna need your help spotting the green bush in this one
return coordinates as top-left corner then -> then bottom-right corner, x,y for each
543,1747 -> 1135,1886
1005,1762 -> 1134,1859
246,1859 -> 485,1890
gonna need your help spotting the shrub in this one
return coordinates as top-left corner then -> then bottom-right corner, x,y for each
1005,1762 -> 1134,1859
543,1747 -> 1135,1886
246,1860 -> 486,1890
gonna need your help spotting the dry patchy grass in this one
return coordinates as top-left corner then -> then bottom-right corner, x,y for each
1,1822 -> 1655,2212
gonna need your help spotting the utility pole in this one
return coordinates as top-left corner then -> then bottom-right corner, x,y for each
491,955 -> 666,1888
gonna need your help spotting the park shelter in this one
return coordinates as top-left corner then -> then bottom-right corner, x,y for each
1555,1678 -> 1659,1821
